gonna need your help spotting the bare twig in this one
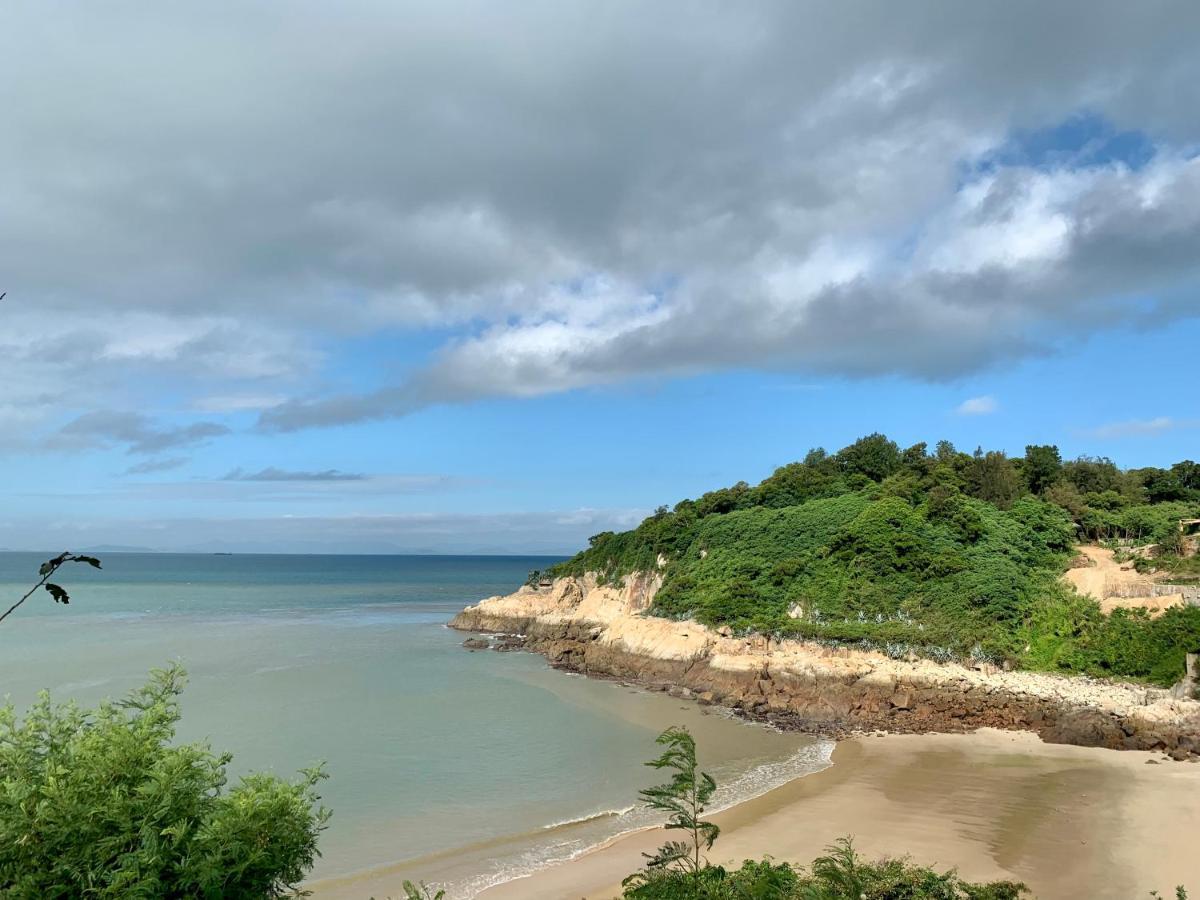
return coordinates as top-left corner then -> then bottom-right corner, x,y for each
0,552 -> 103,626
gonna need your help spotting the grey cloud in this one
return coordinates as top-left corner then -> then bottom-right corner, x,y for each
53,411 -> 230,455
222,467 -> 367,482
5,1 -> 1200,432
0,308 -> 318,442
259,151 -> 1200,429
123,457 -> 189,475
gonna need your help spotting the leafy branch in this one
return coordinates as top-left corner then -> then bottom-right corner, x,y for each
0,551 -> 103,626
623,726 -> 719,892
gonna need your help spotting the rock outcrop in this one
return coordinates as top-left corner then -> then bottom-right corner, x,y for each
451,574 -> 1200,758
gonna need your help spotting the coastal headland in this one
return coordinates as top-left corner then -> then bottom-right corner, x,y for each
450,572 -> 1200,758
441,573 -> 1200,898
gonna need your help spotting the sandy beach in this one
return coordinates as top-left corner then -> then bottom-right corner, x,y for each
477,728 -> 1200,900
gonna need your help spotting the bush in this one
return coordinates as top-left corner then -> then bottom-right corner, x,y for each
795,838 -> 1026,900
0,665 -> 330,899
621,841 -> 1026,899
624,859 -> 798,899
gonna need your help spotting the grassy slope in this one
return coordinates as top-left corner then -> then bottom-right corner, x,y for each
547,450 -> 1200,687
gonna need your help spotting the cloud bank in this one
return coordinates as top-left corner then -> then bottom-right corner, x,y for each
3,1 -> 1200,439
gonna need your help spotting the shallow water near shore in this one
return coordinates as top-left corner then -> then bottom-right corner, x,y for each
0,552 -> 829,897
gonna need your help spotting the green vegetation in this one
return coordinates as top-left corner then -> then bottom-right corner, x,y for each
623,726 -> 720,895
622,728 -> 1028,899
624,842 -> 1028,900
400,882 -> 446,900
0,665 -> 329,898
548,435 -> 1200,685
1134,552 -> 1200,586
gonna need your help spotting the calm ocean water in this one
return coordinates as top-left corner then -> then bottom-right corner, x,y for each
0,552 -> 830,897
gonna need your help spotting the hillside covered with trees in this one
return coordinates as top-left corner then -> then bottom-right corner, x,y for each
547,435 -> 1200,687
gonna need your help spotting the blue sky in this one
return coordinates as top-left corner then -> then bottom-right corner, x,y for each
1,2 -> 1198,553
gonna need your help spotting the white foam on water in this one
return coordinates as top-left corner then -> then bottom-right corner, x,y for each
440,738 -> 835,899
540,805 -> 636,830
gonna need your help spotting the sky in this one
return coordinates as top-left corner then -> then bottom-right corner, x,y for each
1,1 -> 1199,554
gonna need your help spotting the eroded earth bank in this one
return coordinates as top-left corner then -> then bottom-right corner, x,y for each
451,573 -> 1200,758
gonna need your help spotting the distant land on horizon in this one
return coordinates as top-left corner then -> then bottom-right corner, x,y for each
0,546 -> 569,558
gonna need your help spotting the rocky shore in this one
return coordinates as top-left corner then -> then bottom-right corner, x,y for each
451,573 -> 1200,759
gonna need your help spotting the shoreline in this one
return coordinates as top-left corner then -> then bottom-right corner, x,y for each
321,572 -> 1200,899
442,574 -> 1200,896
479,728 -> 1200,900
450,574 -> 1200,757
308,680 -> 832,900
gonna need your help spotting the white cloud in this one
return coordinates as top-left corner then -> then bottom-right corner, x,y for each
955,395 -> 998,416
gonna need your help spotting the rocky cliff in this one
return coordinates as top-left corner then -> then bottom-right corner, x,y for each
451,574 -> 1200,758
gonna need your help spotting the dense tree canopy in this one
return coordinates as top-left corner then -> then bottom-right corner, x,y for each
549,435 -> 1200,686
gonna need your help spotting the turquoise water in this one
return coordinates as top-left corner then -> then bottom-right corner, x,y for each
0,553 -> 829,896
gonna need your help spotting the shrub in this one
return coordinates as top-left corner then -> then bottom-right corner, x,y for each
794,838 -> 1026,899
620,840 -> 1026,899
0,665 -> 329,899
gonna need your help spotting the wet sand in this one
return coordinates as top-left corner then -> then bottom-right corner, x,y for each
480,729 -> 1200,900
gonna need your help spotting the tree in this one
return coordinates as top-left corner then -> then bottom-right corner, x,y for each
623,727 -> 719,892
1175,461 -> 1200,493
0,665 -> 329,898
836,433 -> 901,483
1062,456 -> 1123,495
966,450 -> 1022,509
1023,444 -> 1062,494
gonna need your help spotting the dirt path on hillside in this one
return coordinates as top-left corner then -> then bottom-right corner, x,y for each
1065,545 -> 1184,615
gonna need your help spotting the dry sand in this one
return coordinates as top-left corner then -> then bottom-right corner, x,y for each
478,729 -> 1200,900
1065,545 -> 1184,615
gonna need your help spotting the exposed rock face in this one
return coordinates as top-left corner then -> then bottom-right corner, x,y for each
451,574 -> 1200,757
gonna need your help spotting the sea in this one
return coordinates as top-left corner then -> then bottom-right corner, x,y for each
0,552 -> 831,897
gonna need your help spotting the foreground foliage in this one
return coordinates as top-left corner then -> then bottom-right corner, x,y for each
624,842 -> 1027,899
0,665 -> 329,898
623,727 -> 720,893
548,435 -> 1200,685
